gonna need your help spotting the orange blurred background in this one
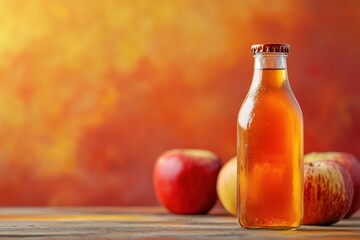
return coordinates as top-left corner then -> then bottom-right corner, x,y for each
0,0 -> 359,206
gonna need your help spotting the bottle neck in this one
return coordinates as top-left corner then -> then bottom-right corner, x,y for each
251,53 -> 289,89
254,53 -> 287,70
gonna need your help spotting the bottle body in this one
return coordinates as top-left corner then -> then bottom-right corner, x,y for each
237,49 -> 303,229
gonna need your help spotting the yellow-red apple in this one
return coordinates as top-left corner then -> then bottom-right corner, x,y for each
304,160 -> 353,225
305,152 -> 360,217
216,156 -> 237,216
153,149 -> 221,214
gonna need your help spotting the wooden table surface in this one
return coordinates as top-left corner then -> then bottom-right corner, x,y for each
0,207 -> 359,239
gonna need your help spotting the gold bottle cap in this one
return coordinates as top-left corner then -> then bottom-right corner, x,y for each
251,43 -> 290,55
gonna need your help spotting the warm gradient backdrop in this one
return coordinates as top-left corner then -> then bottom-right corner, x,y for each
0,0 -> 359,205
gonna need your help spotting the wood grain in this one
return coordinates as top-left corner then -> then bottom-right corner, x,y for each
0,207 -> 359,239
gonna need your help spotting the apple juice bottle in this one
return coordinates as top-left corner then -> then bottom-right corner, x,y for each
237,44 -> 303,229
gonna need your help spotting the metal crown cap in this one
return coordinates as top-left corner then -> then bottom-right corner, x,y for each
251,43 -> 290,55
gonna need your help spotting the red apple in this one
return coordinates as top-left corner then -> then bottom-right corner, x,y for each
304,160 -> 354,225
305,152 -> 360,217
153,149 -> 222,214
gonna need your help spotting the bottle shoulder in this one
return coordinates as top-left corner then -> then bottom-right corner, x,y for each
238,88 -> 303,129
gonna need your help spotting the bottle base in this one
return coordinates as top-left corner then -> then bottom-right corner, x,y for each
240,225 -> 300,231
238,215 -> 303,230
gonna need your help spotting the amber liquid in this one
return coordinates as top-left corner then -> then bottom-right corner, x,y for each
237,68 -> 303,229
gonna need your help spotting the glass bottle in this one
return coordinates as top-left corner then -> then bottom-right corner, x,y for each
237,43 -> 303,229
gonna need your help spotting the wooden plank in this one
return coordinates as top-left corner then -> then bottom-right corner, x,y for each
0,207 -> 358,239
